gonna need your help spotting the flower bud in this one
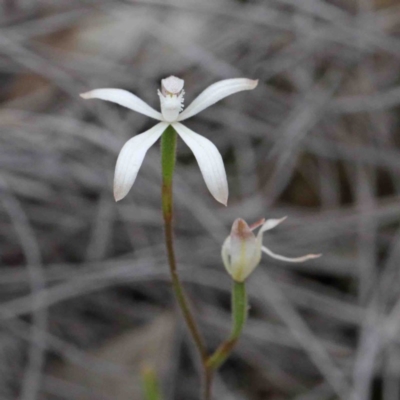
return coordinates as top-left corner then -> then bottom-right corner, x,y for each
222,218 -> 262,282
222,217 -> 321,282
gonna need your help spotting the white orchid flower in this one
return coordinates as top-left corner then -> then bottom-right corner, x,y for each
80,76 -> 258,204
222,217 -> 321,282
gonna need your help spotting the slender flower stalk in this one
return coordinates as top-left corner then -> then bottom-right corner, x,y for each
161,125 -> 212,400
161,125 -> 207,361
207,281 -> 247,370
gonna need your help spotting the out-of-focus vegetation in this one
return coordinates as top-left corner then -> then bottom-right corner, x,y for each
1,1 -> 400,399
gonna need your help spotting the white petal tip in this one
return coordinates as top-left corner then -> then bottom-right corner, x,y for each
308,254 -> 322,259
250,79 -> 259,89
260,216 -> 288,233
214,197 -> 228,206
214,193 -> 228,206
114,186 -> 127,202
264,216 -> 287,222
80,92 -> 91,99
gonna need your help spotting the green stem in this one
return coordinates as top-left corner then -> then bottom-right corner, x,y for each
160,125 -> 208,363
207,281 -> 247,370
141,366 -> 162,400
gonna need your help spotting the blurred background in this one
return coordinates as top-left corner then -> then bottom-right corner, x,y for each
1,0 -> 400,399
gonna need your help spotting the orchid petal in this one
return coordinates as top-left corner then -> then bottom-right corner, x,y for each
259,217 -> 287,234
262,246 -> 322,263
113,122 -> 168,201
177,78 -> 258,121
172,122 -> 228,205
80,89 -> 163,120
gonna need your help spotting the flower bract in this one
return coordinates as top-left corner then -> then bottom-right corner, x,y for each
80,76 -> 258,204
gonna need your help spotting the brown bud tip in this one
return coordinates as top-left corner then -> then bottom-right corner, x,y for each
231,218 -> 253,240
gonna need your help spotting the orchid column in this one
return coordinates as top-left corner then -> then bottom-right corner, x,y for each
81,76 -> 258,399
